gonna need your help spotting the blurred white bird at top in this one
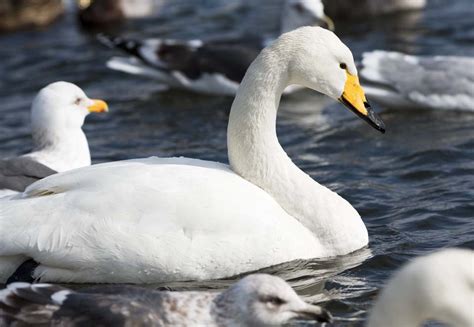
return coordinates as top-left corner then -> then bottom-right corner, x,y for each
97,0 -> 334,96
360,50 -> 474,111
323,0 -> 426,19
78,0 -> 165,26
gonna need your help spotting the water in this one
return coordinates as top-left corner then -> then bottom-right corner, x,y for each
0,0 -> 473,325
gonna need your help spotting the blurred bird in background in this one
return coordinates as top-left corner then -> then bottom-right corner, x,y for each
96,0 -> 334,95
0,0 -> 64,32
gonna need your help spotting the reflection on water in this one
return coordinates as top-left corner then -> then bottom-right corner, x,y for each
0,0 -> 473,325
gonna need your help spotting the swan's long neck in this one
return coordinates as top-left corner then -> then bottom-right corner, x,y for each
30,126 -> 91,172
227,44 -> 367,255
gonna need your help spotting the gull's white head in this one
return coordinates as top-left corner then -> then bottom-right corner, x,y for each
282,0 -> 334,34
273,26 -> 385,132
217,274 -> 332,326
31,81 -> 108,134
367,248 -> 474,327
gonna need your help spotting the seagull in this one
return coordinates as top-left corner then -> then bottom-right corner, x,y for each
0,82 -> 108,195
360,50 -> 474,111
0,274 -> 332,326
367,248 -> 473,327
97,0 -> 334,96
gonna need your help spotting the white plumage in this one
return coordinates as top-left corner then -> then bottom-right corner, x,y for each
367,248 -> 474,327
361,50 -> 474,111
0,82 -> 108,194
0,27 -> 384,284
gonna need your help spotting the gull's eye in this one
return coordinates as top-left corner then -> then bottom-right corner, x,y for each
260,295 -> 286,306
340,63 -> 347,70
74,97 -> 82,105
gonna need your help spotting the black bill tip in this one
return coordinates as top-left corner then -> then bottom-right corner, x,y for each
364,101 -> 385,134
317,308 -> 334,323
293,306 -> 334,324
340,97 -> 386,134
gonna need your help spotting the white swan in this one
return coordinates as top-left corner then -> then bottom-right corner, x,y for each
367,248 -> 474,327
360,50 -> 474,111
0,82 -> 108,195
0,274 -> 332,326
98,0 -> 333,96
0,26 -> 385,284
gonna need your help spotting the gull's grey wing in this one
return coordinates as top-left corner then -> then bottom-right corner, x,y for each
0,156 -> 56,192
0,283 -> 170,326
360,51 -> 474,111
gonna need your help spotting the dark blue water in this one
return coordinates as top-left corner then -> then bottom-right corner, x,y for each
0,0 -> 473,325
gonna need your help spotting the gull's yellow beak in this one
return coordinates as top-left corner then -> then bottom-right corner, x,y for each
339,72 -> 385,133
87,99 -> 109,113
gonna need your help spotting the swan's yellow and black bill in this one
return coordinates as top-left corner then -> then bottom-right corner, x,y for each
88,99 -> 109,113
339,73 -> 385,133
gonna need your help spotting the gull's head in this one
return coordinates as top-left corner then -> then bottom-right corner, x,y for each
278,26 -> 385,133
31,81 -> 108,131
220,274 -> 332,326
282,0 -> 334,33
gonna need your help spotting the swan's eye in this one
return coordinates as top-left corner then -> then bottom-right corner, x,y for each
260,295 -> 286,306
340,63 -> 347,70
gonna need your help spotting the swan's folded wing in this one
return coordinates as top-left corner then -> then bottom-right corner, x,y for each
361,51 -> 474,111
0,157 -> 56,192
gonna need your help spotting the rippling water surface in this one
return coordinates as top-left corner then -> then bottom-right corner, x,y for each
0,0 -> 473,325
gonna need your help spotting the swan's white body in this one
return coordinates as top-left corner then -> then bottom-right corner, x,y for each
0,27 -> 380,284
0,157 -> 363,283
367,248 -> 474,327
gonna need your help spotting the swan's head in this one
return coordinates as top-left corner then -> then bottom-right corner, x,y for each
282,0 -> 334,33
217,274 -> 332,326
31,81 -> 108,133
280,26 -> 385,133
